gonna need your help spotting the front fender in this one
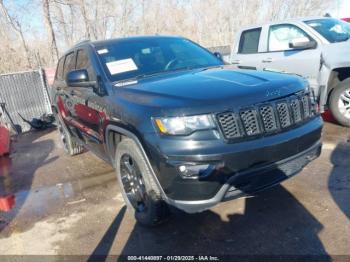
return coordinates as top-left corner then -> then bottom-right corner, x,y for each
317,62 -> 332,111
105,124 -> 168,201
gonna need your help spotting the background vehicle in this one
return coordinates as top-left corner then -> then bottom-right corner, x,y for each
342,18 -> 350,22
52,36 -> 322,226
231,17 -> 350,127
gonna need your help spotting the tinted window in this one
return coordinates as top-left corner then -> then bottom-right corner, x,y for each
76,49 -> 89,70
238,28 -> 261,54
95,37 -> 223,82
268,24 -> 311,52
76,49 -> 95,80
55,57 -> 64,80
305,18 -> 350,43
63,52 -> 76,77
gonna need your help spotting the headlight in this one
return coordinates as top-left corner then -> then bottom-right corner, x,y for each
154,114 -> 215,135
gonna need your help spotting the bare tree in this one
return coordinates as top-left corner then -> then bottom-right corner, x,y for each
42,0 -> 59,64
0,0 -> 337,74
0,0 -> 32,68
78,0 -> 92,39
53,1 -> 72,47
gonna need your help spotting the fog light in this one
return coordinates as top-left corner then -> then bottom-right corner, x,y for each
178,164 -> 212,179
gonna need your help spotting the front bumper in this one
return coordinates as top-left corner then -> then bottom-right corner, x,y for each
143,116 -> 323,213
167,140 -> 321,213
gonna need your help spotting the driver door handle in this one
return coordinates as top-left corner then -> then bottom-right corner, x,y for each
262,58 -> 273,63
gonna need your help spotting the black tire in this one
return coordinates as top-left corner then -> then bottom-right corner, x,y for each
329,79 -> 350,127
115,138 -> 170,226
55,113 -> 84,156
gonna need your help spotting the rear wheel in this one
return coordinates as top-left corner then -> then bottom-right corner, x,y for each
55,113 -> 84,156
329,79 -> 350,127
115,138 -> 170,226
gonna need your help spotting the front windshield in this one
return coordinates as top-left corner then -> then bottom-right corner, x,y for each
95,37 -> 223,82
305,18 -> 350,43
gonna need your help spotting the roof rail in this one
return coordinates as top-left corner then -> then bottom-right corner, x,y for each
74,39 -> 91,47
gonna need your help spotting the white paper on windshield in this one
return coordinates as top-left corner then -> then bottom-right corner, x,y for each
106,58 -> 138,75
97,48 -> 108,54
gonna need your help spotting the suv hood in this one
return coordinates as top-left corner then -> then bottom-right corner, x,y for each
114,66 -> 306,114
322,40 -> 350,69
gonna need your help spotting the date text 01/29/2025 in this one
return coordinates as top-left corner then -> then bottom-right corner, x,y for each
127,255 -> 220,261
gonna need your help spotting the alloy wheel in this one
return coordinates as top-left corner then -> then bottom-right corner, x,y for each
338,88 -> 350,119
120,154 -> 148,212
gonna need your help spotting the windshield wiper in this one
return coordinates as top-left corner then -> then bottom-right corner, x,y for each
115,71 -> 166,84
115,65 -> 223,84
116,67 -> 198,84
166,64 -> 222,73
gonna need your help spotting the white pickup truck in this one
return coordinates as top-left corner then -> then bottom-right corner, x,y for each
231,17 -> 350,127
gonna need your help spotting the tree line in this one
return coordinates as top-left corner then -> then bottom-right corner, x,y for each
0,0 -> 333,74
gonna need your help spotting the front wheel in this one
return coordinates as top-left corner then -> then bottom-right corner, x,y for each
115,138 -> 170,226
329,79 -> 350,127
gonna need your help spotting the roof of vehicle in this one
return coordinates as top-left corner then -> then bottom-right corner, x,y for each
240,16 -> 334,31
60,35 -> 184,57
76,35 -> 183,49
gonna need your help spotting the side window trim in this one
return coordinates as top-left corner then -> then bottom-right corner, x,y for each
267,23 -> 315,52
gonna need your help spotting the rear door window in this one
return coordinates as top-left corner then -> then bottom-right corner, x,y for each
238,28 -> 262,54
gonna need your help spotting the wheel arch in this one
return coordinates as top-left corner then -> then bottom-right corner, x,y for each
105,124 -> 168,200
326,67 -> 350,103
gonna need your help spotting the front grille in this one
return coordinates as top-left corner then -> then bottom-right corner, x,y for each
217,92 -> 313,141
217,112 -> 241,139
276,102 -> 292,128
301,95 -> 311,118
290,99 -> 302,123
240,109 -> 261,136
260,105 -> 277,132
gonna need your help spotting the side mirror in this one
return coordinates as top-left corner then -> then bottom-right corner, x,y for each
213,52 -> 224,61
289,37 -> 317,50
66,69 -> 96,87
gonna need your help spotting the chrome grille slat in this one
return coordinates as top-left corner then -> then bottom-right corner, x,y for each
240,109 -> 261,136
290,98 -> 302,123
217,93 -> 313,141
260,105 -> 277,132
217,112 -> 241,139
277,102 -> 292,128
301,95 -> 311,119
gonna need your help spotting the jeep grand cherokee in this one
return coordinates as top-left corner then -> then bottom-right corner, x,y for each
52,36 -> 323,226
